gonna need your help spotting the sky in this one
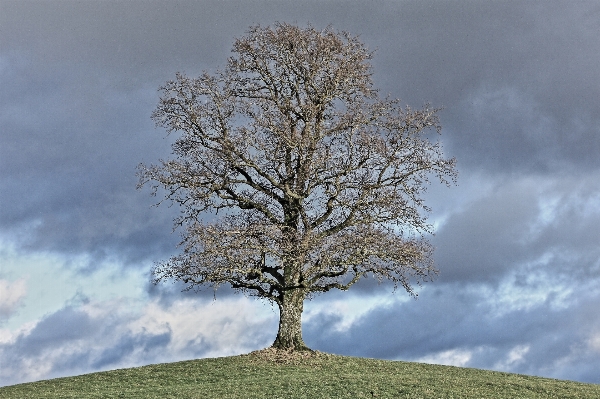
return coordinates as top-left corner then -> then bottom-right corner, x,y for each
1,0 -> 600,387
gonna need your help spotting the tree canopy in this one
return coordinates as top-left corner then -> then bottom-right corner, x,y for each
138,23 -> 457,350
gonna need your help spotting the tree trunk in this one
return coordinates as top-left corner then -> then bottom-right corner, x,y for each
272,288 -> 310,351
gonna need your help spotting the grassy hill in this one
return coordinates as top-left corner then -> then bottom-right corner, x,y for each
1,349 -> 598,398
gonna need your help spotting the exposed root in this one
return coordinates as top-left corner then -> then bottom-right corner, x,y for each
242,346 -> 332,365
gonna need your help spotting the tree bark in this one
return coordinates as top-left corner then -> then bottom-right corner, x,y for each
272,288 -> 310,351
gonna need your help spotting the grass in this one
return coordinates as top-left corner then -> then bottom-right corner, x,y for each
1,348 -> 599,398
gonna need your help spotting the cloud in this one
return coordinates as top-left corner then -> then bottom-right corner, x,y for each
416,348 -> 473,368
90,329 -> 172,370
0,50 -> 179,266
432,172 -> 600,284
0,279 -> 27,320
144,277 -> 242,307
3,1 -> 600,263
446,84 -> 600,174
364,2 -> 600,174
303,280 -> 600,383
0,296 -> 275,387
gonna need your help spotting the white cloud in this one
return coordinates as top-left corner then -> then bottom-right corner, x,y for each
0,239 -> 147,330
0,320 -> 36,345
0,295 -> 275,386
487,263 -> 575,316
304,294 -> 401,333
588,332 -> 600,354
493,345 -> 530,371
128,297 -> 276,359
415,348 -> 474,368
0,279 -> 27,319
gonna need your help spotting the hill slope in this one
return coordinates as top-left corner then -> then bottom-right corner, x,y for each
1,349 -> 598,398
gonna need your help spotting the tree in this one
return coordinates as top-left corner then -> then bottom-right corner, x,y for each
138,23 -> 457,351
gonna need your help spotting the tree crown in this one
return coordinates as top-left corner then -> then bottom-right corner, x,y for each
139,23 -> 457,304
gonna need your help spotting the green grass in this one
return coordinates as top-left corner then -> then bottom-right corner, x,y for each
1,350 -> 598,398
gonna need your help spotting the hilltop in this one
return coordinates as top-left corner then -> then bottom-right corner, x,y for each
1,349 -> 598,398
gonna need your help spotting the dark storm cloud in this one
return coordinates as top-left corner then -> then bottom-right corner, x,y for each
304,284 -> 600,383
3,1 -> 599,263
361,2 -> 600,174
434,173 -> 600,284
303,171 -> 600,384
0,1 -> 382,77
8,307 -> 96,357
313,172 -> 600,294
0,34 -> 179,265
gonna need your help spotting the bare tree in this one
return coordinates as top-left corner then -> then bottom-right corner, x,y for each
138,23 -> 457,351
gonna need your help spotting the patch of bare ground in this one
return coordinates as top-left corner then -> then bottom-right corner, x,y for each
241,347 -> 334,365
